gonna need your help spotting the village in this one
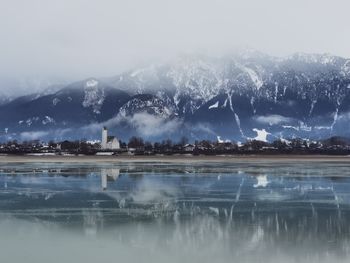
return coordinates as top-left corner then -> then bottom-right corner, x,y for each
0,127 -> 350,156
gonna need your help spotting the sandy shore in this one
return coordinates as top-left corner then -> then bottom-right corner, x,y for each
0,154 -> 349,163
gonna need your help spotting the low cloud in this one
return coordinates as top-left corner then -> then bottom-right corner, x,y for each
188,123 -> 216,137
20,131 -> 49,140
80,122 -> 104,134
79,112 -> 222,141
80,111 -> 182,139
126,112 -> 181,138
17,128 -> 72,141
338,111 -> 350,121
255,115 -> 293,125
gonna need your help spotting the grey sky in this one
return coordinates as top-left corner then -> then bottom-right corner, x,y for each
0,0 -> 349,91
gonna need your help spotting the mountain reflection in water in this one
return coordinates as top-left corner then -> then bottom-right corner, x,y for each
0,161 -> 350,263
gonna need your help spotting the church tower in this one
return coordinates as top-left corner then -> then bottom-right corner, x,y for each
101,127 -> 108,149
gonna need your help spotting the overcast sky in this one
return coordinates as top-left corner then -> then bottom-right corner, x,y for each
0,0 -> 349,92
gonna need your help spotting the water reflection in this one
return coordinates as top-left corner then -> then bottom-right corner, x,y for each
101,168 -> 120,190
1,162 -> 350,262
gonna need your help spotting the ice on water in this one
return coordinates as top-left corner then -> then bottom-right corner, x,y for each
1,161 -> 350,263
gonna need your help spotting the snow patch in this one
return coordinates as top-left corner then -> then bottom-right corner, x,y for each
82,80 -> 104,114
250,97 -> 256,114
309,100 -> 317,116
320,54 -> 336,65
217,136 -> 231,143
341,60 -> 350,76
282,125 -> 299,131
314,126 -> 331,130
42,116 -> 55,125
217,136 -> 224,143
235,113 -> 244,137
299,121 -> 312,132
252,128 -> 270,142
26,117 -> 39,127
243,66 -> 263,90
282,122 -> 311,132
331,108 -> 339,131
86,79 -> 98,87
52,98 -> 60,106
274,82 -> 278,102
222,99 -> 228,108
118,97 -> 174,118
209,101 -> 219,109
279,136 -> 291,144
167,57 -> 222,112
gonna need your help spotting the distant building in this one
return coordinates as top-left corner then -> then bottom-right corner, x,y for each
101,127 -> 120,150
183,144 -> 195,152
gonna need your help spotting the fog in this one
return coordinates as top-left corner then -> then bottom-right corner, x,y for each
0,0 -> 349,94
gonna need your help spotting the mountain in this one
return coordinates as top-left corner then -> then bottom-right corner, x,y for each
1,51 -> 350,142
0,79 -> 130,139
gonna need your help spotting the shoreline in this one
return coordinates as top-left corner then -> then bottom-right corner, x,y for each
0,154 -> 349,163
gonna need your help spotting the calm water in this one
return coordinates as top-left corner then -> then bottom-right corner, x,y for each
1,161 -> 350,263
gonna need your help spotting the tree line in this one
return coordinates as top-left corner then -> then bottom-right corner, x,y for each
1,136 -> 350,155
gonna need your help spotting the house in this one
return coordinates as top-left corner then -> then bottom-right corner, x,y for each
183,144 -> 195,152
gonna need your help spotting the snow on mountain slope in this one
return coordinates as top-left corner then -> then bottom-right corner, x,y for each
105,52 -> 350,140
82,79 -> 105,114
167,57 -> 222,104
1,52 -> 350,141
118,94 -> 175,119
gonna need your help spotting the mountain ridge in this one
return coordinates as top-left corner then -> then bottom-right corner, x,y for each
1,51 -> 350,142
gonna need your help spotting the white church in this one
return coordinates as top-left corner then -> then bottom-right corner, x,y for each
101,127 -> 120,150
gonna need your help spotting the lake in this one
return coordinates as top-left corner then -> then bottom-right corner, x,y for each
1,160 -> 350,263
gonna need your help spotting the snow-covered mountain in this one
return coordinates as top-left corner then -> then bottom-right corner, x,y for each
1,52 -> 350,142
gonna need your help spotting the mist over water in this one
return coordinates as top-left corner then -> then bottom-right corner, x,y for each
1,161 -> 350,263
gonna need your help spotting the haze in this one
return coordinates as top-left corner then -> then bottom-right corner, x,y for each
0,0 -> 349,95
